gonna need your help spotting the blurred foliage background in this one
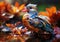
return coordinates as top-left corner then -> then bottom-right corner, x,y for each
27,0 -> 60,11
0,0 -> 60,11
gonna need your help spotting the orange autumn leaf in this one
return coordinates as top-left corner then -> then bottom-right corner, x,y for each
15,2 -> 20,8
7,4 -> 13,14
12,6 -> 18,13
6,24 -> 11,27
16,30 -> 21,35
45,6 -> 57,24
46,6 -> 56,17
39,6 -> 57,18
46,8 -> 52,14
50,6 -> 56,14
0,2 -> 5,11
38,12 -> 49,17
6,24 -> 15,28
19,4 -> 25,11
46,8 -> 53,17
0,1 -> 5,7
7,4 -> 11,9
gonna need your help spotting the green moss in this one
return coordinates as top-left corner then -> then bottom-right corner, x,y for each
37,4 -> 60,12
